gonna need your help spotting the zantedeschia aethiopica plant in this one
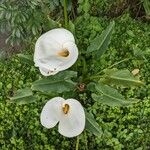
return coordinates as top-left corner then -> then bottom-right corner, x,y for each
40,97 -> 85,137
34,28 -> 78,76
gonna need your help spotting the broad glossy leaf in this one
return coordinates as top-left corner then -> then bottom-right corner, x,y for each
17,54 -> 34,65
32,71 -> 77,93
10,88 -> 36,105
101,69 -> 144,87
87,21 -> 115,57
85,111 -> 102,136
92,83 -> 139,107
50,70 -> 77,80
32,79 -> 76,93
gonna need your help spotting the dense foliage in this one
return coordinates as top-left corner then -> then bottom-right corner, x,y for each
1,0 -> 149,46
0,0 -> 64,45
0,9 -> 150,149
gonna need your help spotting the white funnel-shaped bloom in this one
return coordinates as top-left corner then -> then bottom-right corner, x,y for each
34,28 -> 78,76
40,97 -> 85,138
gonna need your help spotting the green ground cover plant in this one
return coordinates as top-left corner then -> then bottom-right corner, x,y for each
0,0 -> 150,150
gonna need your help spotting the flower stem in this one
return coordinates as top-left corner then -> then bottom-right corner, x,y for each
63,0 -> 68,28
84,58 -> 130,82
107,58 -> 130,69
96,58 -> 130,75
75,136 -> 80,150
81,56 -> 87,77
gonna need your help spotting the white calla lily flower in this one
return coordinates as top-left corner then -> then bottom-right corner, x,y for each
40,97 -> 85,138
34,28 -> 78,76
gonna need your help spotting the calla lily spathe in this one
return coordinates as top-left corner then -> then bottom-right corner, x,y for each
40,97 -> 85,138
34,28 -> 78,76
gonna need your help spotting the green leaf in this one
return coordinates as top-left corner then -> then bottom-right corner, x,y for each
17,54 -> 34,65
10,88 -> 36,105
133,45 -> 146,60
101,69 -> 144,87
87,82 -> 96,92
92,83 -> 139,107
51,70 -> 77,80
85,111 -> 102,136
47,17 -> 59,29
68,20 -> 75,35
82,0 -> 90,14
16,29 -> 21,38
87,21 -> 115,58
32,79 -> 76,93
32,71 -> 77,94
143,0 -> 150,16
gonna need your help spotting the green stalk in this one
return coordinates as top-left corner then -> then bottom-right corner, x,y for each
81,56 -> 87,77
75,136 -> 80,150
86,58 -> 130,81
96,58 -> 130,75
107,58 -> 130,70
63,0 -> 68,28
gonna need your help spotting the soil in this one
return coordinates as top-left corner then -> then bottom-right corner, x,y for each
0,33 -> 9,51
0,32 -> 22,58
